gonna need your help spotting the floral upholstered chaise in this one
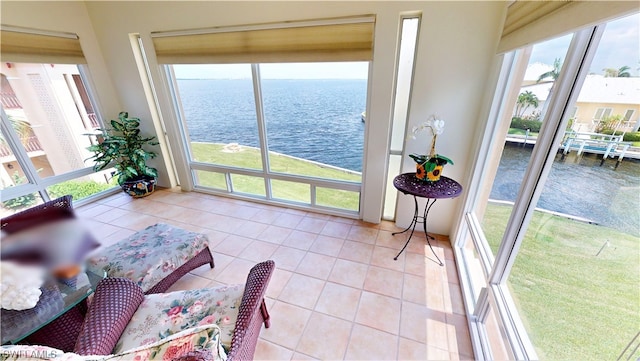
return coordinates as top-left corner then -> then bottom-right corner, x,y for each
0,260 -> 276,361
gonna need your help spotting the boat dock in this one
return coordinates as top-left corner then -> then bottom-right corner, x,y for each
505,130 -> 640,166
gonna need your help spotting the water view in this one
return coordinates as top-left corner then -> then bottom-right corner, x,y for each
492,144 -> 640,236
179,78 -> 639,236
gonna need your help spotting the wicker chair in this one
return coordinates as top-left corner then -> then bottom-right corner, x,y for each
73,260 -> 275,360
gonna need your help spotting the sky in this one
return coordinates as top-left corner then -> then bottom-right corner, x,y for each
174,12 -> 639,79
529,12 -> 639,76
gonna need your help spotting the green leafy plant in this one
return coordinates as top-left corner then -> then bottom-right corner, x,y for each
87,112 -> 159,185
2,172 -> 37,210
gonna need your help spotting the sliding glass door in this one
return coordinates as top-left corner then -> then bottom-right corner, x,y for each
457,13 -> 639,360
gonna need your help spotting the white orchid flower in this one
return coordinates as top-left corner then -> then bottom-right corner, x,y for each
432,119 -> 445,135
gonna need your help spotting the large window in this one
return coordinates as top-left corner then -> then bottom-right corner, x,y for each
0,28 -> 117,214
154,17 -> 374,216
171,63 -> 367,212
457,12 -> 639,360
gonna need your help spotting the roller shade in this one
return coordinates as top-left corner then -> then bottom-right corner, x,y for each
1,27 -> 86,64
498,1 -> 639,53
152,16 -> 375,64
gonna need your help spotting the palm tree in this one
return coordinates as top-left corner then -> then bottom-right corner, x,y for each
536,58 -> 562,119
514,91 -> 539,118
603,65 -> 631,77
536,58 -> 562,83
0,115 -> 32,147
617,65 -> 631,77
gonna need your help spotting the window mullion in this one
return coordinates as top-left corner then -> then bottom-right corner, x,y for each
251,64 -> 271,199
0,107 -> 43,191
490,26 -> 604,286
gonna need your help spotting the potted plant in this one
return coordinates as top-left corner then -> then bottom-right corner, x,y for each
87,111 -> 159,197
408,114 -> 453,182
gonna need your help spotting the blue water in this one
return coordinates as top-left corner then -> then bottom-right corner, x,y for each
177,79 -> 367,171
176,79 -> 639,235
491,144 -> 640,236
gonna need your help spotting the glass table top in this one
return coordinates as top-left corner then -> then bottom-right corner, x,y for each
1,269 -> 105,345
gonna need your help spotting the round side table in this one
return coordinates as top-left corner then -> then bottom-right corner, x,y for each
392,173 -> 463,265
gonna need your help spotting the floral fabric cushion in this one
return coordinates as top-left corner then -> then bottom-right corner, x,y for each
86,223 -> 209,292
113,284 -> 245,354
0,324 -> 226,361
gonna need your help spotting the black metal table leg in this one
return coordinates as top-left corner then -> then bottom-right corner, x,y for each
390,173 -> 463,265
393,195 -> 420,260
422,198 -> 444,266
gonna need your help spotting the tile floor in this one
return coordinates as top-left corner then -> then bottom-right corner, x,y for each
76,188 -> 474,360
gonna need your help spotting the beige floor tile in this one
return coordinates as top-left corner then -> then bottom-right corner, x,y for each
253,208 -> 283,224
110,212 -> 161,231
375,229 -> 406,250
363,266 -> 404,298
320,221 -> 351,238
272,212 -> 304,229
398,337 -> 428,361
370,245 -> 405,272
281,230 -> 317,251
309,235 -> 344,257
446,313 -> 474,357
344,324 -> 398,360
165,273 -> 213,292
314,282 -> 361,321
400,301 -> 448,349
213,234 -> 253,257
259,225 -> 294,244
405,252 -> 429,277
338,240 -> 374,264
234,219 -> 270,238
355,291 -> 401,334
238,240 -> 279,262
254,339 -> 294,361
278,273 -> 325,309
328,259 -> 369,289
214,258 -> 256,285
427,345 -> 452,360
295,252 -> 336,280
270,246 -> 307,271
295,217 -> 328,234
260,301 -> 312,349
265,268 -> 293,299
207,214 -> 245,234
190,252 -> 234,280
296,312 -> 352,360
346,225 -> 379,245
290,352 -> 318,360
403,273 -> 428,306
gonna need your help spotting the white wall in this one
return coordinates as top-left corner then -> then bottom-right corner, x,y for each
1,1 -> 505,235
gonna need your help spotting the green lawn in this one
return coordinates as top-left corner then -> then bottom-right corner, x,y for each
190,142 -> 361,210
484,203 -> 640,361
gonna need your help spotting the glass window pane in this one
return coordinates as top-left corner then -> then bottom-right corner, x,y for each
316,187 -> 359,211
46,175 -> 118,202
506,13 -> 640,360
1,126 -> 32,190
260,63 -> 367,182
1,65 -> 99,179
194,170 -> 227,190
230,174 -> 265,196
1,192 -> 43,216
173,64 -> 262,170
271,179 -> 310,204
481,34 -> 572,256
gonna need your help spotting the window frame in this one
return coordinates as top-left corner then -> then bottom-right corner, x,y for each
454,24 -> 606,360
0,62 -> 119,208
161,62 -> 368,218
